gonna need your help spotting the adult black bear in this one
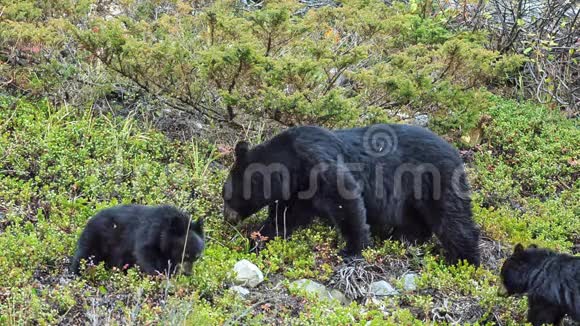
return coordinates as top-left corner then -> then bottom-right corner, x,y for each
223,124 -> 480,266
70,205 -> 205,276
500,244 -> 580,326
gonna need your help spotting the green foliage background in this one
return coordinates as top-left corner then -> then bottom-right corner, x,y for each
0,0 -> 578,324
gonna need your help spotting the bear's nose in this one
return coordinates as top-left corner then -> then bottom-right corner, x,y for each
223,204 -> 241,224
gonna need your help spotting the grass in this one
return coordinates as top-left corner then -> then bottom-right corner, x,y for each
471,98 -> 579,250
0,94 -> 578,324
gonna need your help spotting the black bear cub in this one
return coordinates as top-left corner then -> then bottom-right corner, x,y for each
70,205 -> 204,276
500,244 -> 580,326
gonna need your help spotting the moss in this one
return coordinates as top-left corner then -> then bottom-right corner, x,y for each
1,88 -> 578,324
0,0 -> 577,321
471,98 -> 579,250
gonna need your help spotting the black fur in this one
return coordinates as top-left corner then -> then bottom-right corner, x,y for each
500,244 -> 580,326
70,205 -> 204,276
223,124 -> 480,265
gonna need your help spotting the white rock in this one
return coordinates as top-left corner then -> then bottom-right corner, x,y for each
104,4 -> 123,20
233,259 -> 264,288
396,112 -> 411,120
109,4 -> 123,16
412,114 -> 430,127
369,280 -> 399,297
402,273 -> 418,291
291,279 -> 350,305
229,285 -> 250,297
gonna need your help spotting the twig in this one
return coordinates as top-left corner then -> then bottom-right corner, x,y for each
223,299 -> 269,326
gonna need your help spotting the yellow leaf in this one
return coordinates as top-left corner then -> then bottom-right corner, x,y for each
324,28 -> 334,38
461,127 -> 483,146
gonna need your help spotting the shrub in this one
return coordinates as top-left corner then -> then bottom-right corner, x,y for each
2,0 -> 524,135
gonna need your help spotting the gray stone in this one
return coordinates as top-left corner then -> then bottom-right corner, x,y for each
402,273 -> 418,291
329,289 -> 351,305
412,114 -> 430,127
369,280 -> 399,297
291,279 -> 350,305
229,285 -> 250,297
291,279 -> 328,297
233,259 -> 264,288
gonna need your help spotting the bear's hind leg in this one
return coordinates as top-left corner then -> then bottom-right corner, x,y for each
434,216 -> 480,266
527,296 -> 564,326
420,196 -> 480,266
390,205 -> 432,244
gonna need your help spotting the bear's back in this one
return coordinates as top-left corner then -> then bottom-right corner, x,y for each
250,124 -> 464,175
334,124 -> 463,167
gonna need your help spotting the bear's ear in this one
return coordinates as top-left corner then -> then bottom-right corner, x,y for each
191,218 -> 204,234
234,141 -> 250,161
527,244 -> 538,249
513,243 -> 524,254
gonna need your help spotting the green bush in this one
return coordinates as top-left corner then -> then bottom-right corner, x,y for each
0,95 -> 226,322
0,86 -> 576,325
2,0 -> 524,135
474,98 -> 579,198
469,98 -> 579,249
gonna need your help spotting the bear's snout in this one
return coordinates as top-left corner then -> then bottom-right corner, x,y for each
179,262 -> 193,275
223,203 -> 241,224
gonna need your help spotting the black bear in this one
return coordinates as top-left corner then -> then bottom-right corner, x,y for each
223,124 -> 480,265
70,205 -> 205,276
499,244 -> 580,325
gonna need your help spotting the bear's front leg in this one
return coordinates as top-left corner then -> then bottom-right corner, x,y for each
313,189 -> 370,257
135,245 -> 166,275
318,197 -> 371,259
249,201 -> 315,253
266,200 -> 315,238
313,165 -> 371,259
